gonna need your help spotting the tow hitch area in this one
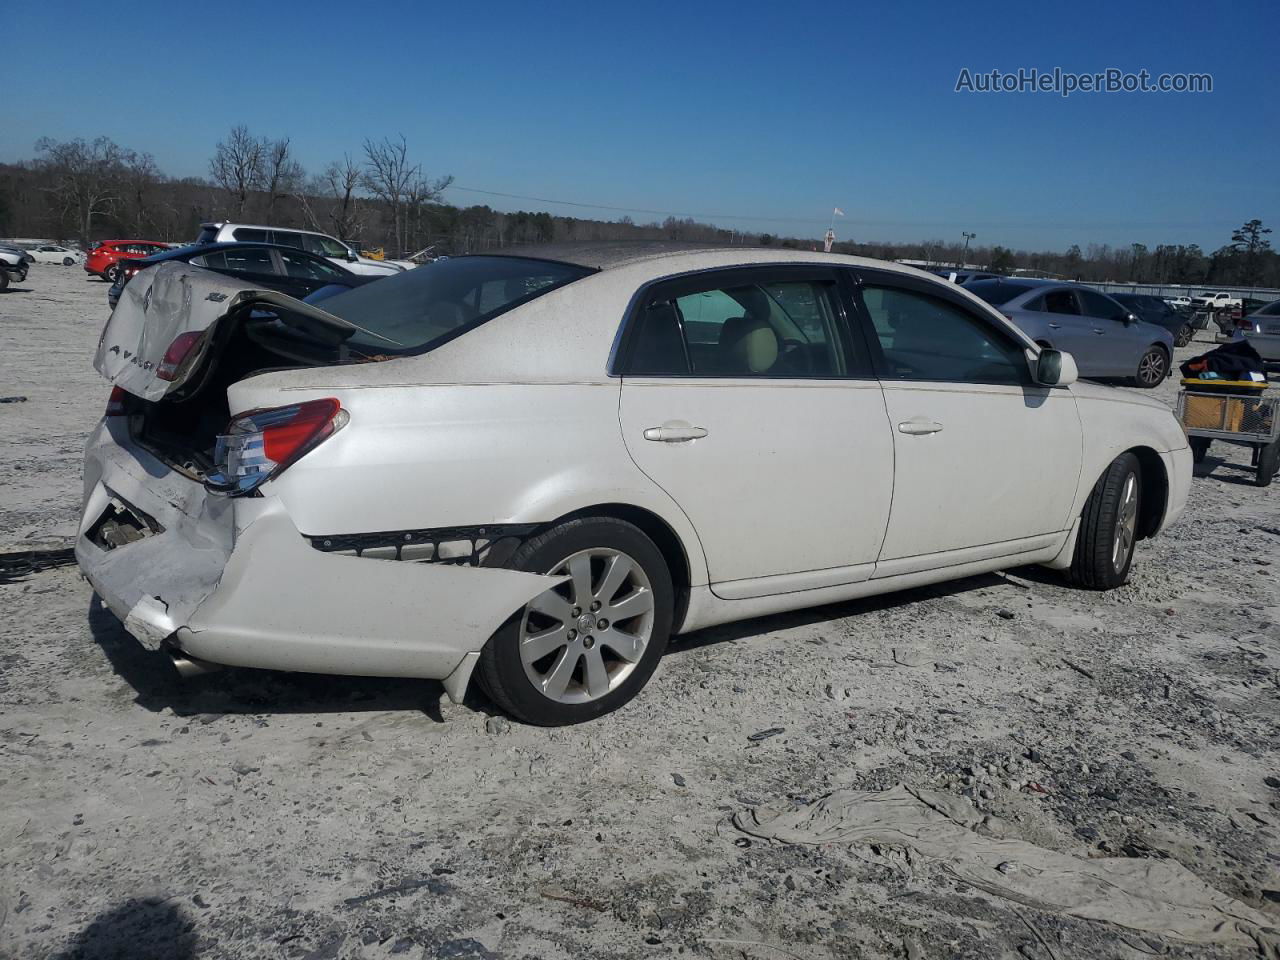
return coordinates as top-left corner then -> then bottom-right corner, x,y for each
87,499 -> 164,550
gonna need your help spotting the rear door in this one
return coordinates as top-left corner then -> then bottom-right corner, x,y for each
616,265 -> 895,597
1032,289 -> 1094,360
851,269 -> 1082,572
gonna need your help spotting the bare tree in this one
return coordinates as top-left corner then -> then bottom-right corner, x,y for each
361,135 -> 419,254
310,154 -> 365,241
261,137 -> 303,222
119,151 -> 162,236
404,171 -> 454,253
33,136 -> 130,243
209,125 -> 264,218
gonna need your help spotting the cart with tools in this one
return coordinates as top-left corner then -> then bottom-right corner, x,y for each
1176,378 -> 1279,486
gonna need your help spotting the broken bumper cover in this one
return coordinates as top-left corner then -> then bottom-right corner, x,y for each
76,420 -> 559,686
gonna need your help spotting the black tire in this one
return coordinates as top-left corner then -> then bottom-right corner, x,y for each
0,270 -> 8,292
105,263 -> 122,283
1189,436 -> 1211,464
1067,452 -> 1142,590
477,517 -> 674,725
62,256 -> 75,266
1174,324 -> 1193,348
1257,442 -> 1278,488
1133,346 -> 1169,388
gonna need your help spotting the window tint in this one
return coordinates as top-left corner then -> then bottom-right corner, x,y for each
1078,290 -> 1122,318
624,276 -> 850,378
1042,290 -> 1080,315
232,228 -> 268,243
302,233 -> 351,258
196,226 -> 219,244
278,250 -> 343,281
194,248 -> 277,275
964,279 -> 1034,306
1258,300 -> 1280,316
861,285 -> 1030,384
271,231 -> 306,249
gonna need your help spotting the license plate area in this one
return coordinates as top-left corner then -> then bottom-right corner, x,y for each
87,498 -> 165,550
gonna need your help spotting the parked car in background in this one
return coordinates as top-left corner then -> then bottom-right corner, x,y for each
1110,293 -> 1194,347
965,278 -> 1174,387
1235,299 -> 1280,362
1165,295 -> 1193,310
85,241 -> 171,282
108,242 -> 371,309
80,245 -> 1190,725
0,244 -> 34,291
1191,291 -> 1242,310
195,222 -> 408,277
932,270 -> 1002,284
30,243 -> 85,266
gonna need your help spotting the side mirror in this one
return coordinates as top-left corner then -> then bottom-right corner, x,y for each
1036,348 -> 1078,386
1115,312 -> 1136,325
346,251 -> 358,262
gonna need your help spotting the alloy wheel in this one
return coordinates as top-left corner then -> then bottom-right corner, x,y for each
1138,349 -> 1166,386
519,548 -> 655,704
1112,472 -> 1138,572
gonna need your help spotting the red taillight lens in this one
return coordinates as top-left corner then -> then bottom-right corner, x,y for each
105,386 -> 128,417
213,398 -> 346,493
157,331 -> 205,381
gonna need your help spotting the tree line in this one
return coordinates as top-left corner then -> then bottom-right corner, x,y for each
0,129 -> 1274,287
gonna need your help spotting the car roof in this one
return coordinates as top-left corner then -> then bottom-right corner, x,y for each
202,221 -> 327,235
136,241 -> 341,265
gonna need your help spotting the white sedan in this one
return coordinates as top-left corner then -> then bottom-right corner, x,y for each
29,244 -> 85,265
79,246 -> 1191,724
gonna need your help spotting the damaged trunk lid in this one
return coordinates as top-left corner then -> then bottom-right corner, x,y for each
95,261 -> 364,401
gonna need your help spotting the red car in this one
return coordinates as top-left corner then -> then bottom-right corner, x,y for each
84,240 -> 172,282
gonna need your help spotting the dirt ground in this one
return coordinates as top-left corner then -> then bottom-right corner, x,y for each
1,266 -> 1278,960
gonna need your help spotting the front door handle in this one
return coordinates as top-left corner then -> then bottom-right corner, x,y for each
1047,322 -> 1062,329
643,424 -> 708,442
1093,328 -> 1106,335
897,418 -> 944,436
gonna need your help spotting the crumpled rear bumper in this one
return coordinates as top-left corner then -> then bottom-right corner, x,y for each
76,420 -> 559,687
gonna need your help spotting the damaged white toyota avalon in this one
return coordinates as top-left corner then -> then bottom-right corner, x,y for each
79,243 -> 1192,724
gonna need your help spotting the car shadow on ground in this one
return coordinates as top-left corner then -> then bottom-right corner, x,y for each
0,286 -> 34,293
87,595 -> 453,721
669,571 -> 1008,652
48,897 -> 196,960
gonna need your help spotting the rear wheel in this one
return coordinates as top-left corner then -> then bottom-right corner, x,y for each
477,517 -> 673,725
1133,346 -> 1168,388
1068,452 -> 1142,590
0,270 -> 8,292
1174,324 -> 1193,348
105,263 -> 122,283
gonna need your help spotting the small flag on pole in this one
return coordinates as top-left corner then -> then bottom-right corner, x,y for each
833,207 -> 845,217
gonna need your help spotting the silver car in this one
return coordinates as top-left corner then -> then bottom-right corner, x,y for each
1237,299 -> 1280,361
965,278 -> 1174,387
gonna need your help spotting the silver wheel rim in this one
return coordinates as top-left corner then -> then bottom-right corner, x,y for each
519,548 -> 655,704
1138,350 -> 1165,385
1113,472 -> 1138,572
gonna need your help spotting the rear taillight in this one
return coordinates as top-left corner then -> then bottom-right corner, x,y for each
157,331 -> 206,381
105,386 -> 128,417
212,398 -> 347,494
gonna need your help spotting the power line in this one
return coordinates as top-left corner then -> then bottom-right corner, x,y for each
443,185 -> 1245,233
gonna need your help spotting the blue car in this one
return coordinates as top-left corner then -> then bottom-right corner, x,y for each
965,278 -> 1174,388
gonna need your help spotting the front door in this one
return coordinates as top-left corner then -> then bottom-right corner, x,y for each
616,266 -> 895,596
852,270 -> 1083,572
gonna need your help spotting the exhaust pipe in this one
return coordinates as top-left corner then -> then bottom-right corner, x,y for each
166,646 -> 222,678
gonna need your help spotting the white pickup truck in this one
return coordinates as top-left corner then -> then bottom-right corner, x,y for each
1191,291 -> 1242,309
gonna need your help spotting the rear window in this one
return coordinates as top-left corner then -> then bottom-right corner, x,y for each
318,255 -> 592,355
196,226 -> 219,244
964,279 -> 1034,306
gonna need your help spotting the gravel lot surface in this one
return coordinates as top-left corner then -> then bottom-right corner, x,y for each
2,267 -> 1278,959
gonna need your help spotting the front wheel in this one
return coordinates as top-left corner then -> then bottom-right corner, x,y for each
1174,324 -> 1193,348
1067,452 -> 1142,590
62,257 -> 75,266
0,270 -> 8,292
477,517 -> 674,725
1133,347 -> 1168,388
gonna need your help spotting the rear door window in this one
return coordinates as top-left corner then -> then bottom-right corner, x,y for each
1042,290 -> 1081,315
278,250 -> 344,281
232,228 -> 268,243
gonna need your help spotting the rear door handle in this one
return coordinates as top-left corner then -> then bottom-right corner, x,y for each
643,424 -> 708,442
1047,322 -> 1062,329
897,418 -> 944,436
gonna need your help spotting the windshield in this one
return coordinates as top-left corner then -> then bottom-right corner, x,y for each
318,255 -> 592,354
964,279 -> 1035,306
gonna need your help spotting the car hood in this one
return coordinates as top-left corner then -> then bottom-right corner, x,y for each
1069,379 -> 1170,411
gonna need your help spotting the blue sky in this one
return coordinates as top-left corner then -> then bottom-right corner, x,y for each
3,0 -> 1276,251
